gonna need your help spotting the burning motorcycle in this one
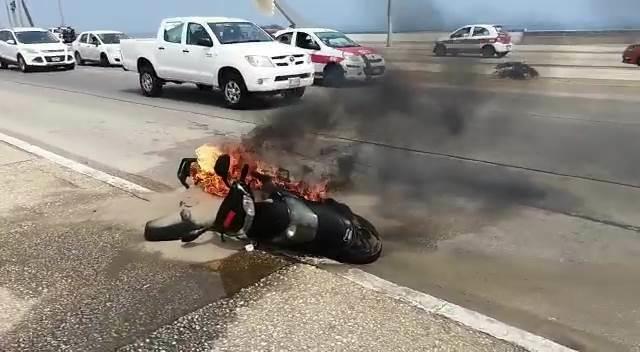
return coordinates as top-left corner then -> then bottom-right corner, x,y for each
144,154 -> 382,264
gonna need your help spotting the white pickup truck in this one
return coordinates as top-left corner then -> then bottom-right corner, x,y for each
121,17 -> 314,108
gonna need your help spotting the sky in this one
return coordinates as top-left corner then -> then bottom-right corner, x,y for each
2,0 -> 640,34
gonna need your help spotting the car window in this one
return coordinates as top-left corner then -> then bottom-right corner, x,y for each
208,22 -> 272,44
15,31 -> 59,44
186,23 -> 212,46
295,31 -> 319,50
98,33 -> 129,44
451,27 -> 472,39
89,34 -> 100,45
276,32 -> 292,44
0,31 -> 8,42
472,27 -> 490,37
80,33 -> 88,43
163,22 -> 185,44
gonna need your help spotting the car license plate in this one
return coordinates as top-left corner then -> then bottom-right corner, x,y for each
50,57 -> 61,62
288,77 -> 301,87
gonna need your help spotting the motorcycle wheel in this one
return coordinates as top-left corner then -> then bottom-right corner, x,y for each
144,209 -> 203,242
336,214 -> 383,265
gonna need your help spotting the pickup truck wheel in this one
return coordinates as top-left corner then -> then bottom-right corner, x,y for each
74,52 -> 85,65
100,53 -> 110,67
282,87 -> 305,101
18,55 -> 31,73
482,45 -> 496,58
221,73 -> 248,108
139,68 -> 163,97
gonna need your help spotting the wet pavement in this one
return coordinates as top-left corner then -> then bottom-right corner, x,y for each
0,142 -> 530,351
120,263 -> 526,352
0,143 -> 230,351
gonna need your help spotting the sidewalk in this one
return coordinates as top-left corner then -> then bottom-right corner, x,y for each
0,142 -> 531,351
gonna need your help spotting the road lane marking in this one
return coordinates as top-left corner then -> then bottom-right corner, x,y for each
0,132 -> 152,196
0,131 -> 577,352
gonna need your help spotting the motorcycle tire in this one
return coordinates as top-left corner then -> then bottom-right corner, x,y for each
336,214 -> 383,265
144,209 -> 202,242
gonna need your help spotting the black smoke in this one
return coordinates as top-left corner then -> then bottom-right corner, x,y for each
243,68 -> 557,212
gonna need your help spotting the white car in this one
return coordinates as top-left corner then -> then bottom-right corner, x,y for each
274,28 -> 386,85
121,17 -> 314,108
73,31 -> 129,66
0,27 -> 75,72
434,24 -> 513,58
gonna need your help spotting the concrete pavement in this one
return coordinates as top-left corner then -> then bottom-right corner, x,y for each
0,142 -> 532,351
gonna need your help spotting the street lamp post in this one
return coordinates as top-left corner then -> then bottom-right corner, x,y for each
386,0 -> 392,47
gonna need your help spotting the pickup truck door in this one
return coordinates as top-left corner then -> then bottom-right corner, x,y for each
183,22 -> 216,83
156,21 -> 188,80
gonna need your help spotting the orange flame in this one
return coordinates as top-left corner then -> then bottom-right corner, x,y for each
190,144 -> 329,201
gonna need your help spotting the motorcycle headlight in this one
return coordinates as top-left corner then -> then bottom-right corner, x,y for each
246,55 -> 274,67
23,48 -> 39,54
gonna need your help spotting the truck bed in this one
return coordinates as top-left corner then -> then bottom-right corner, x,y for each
120,38 -> 157,72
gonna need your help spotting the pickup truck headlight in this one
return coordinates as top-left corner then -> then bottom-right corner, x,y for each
23,48 -> 39,54
245,55 -> 274,68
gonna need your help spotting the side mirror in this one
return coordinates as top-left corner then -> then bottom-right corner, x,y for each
197,37 -> 213,47
6,39 -> 16,45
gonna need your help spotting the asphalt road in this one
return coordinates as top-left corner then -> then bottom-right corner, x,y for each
2,64 -> 640,350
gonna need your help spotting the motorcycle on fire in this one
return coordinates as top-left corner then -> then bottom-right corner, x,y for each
144,155 -> 382,264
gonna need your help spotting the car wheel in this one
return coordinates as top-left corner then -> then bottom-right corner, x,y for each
139,66 -> 163,97
482,45 -> 496,58
17,55 -> 30,73
196,84 -> 213,91
434,44 -> 447,57
100,53 -> 110,67
74,52 -> 85,65
221,72 -> 249,109
65,63 -> 76,70
0,60 -> 8,69
324,65 -> 345,87
282,87 -> 306,101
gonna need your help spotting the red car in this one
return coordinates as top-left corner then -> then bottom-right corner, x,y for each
622,44 -> 640,66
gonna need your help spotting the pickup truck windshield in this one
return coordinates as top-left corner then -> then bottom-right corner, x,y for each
15,31 -> 60,44
98,33 -> 129,44
208,22 -> 272,44
315,32 -> 360,48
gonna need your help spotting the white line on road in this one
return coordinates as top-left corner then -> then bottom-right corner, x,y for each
340,268 -> 577,352
0,132 -> 152,195
0,130 -> 576,352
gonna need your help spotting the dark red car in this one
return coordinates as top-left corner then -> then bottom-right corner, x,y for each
622,44 -> 640,66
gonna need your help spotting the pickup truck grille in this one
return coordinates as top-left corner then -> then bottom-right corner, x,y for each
274,73 -> 311,81
272,54 -> 305,67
